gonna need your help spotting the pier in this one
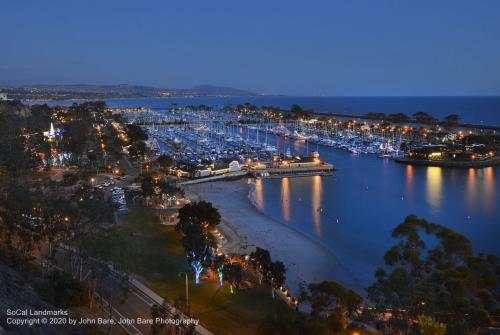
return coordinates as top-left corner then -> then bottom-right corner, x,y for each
176,163 -> 334,184
248,163 -> 334,178
177,170 -> 248,185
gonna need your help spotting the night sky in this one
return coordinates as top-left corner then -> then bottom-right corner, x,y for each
2,0 -> 500,96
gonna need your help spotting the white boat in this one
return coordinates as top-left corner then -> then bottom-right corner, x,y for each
291,130 -> 309,141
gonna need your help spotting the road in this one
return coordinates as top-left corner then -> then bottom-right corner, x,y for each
49,246 -> 212,335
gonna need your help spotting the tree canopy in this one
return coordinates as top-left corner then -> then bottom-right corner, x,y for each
177,201 -> 221,232
302,281 -> 363,319
367,215 -> 499,334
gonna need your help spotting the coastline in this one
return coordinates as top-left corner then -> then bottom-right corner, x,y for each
394,156 -> 500,168
18,97 -> 500,129
183,178 -> 362,295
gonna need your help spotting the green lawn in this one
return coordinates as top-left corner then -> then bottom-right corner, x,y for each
97,210 -> 276,335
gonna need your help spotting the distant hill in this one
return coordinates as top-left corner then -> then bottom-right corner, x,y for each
0,84 -> 260,101
175,85 -> 257,97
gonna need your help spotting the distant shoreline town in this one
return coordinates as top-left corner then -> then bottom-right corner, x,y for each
0,84 -> 263,101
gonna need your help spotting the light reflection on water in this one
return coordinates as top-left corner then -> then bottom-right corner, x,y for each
405,165 -> 414,205
281,177 -> 290,222
216,124 -> 498,288
463,167 -> 496,214
426,167 -> 443,211
267,162 -> 498,240
466,168 -> 477,210
311,175 -> 323,237
405,165 -> 413,191
254,178 -> 264,210
483,167 -> 495,212
254,149 -> 499,287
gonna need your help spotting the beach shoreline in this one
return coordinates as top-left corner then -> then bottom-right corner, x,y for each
183,178 -> 362,295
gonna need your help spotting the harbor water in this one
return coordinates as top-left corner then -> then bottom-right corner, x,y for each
249,136 -> 499,288
39,97 -> 500,289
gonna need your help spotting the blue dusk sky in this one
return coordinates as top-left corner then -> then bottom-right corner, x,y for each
1,0 -> 500,96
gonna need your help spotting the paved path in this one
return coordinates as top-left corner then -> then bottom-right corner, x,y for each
51,246 -> 213,335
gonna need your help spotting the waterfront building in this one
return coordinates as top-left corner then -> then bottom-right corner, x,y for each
408,144 -> 495,161
211,161 -> 233,175
194,168 -> 211,178
228,160 -> 241,172
288,156 -> 321,168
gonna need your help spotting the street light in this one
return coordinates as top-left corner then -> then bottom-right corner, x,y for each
271,277 -> 275,299
178,272 -> 189,308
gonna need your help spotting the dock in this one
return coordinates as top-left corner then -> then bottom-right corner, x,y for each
177,170 -> 249,185
248,163 -> 334,178
177,164 -> 334,184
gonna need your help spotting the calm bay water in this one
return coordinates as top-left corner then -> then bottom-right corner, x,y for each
249,136 -> 499,288
38,96 -> 500,125
39,97 -> 500,288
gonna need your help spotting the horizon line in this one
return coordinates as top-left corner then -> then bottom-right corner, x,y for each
1,83 -> 500,98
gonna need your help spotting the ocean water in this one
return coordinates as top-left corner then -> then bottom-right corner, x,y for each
37,96 -> 500,125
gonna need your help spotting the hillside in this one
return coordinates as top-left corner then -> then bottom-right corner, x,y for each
0,84 -> 259,101
0,259 -> 73,334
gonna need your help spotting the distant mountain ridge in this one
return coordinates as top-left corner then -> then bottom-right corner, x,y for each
0,84 -> 260,100
178,84 -> 257,96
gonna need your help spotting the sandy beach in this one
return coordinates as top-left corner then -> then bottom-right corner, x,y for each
184,178 -> 359,294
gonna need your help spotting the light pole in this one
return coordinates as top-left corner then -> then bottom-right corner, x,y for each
178,272 -> 189,308
271,277 -> 275,299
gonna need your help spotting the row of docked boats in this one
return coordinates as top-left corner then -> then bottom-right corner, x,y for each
123,107 -> 411,162
263,123 -> 405,158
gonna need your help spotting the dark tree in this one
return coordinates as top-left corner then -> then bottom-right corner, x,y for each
250,247 -> 272,284
156,154 -> 173,168
367,215 -> 499,334
413,111 -> 438,125
387,113 -> 410,123
182,224 -> 214,284
269,261 -> 286,289
224,262 -> 243,294
125,124 -> 148,142
296,280 -> 362,335
257,302 -> 329,335
141,175 -> 154,199
177,201 -> 221,232
28,104 -> 52,132
289,104 -> 314,119
443,114 -> 460,128
303,281 -> 362,319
